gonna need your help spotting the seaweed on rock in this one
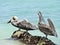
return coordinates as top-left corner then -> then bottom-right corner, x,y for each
11,30 -> 56,45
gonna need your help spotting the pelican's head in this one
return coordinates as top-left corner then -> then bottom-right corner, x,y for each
38,11 -> 42,16
12,16 -> 18,20
7,16 -> 18,23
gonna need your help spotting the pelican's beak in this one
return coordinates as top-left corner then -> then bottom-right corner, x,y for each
7,20 -> 11,23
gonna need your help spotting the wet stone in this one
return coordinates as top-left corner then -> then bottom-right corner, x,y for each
11,30 -> 56,45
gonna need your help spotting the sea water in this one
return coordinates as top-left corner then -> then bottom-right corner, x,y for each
0,0 -> 60,45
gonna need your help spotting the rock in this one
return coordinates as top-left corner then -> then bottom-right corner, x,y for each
38,37 -> 56,45
11,30 -> 24,39
11,30 -> 56,45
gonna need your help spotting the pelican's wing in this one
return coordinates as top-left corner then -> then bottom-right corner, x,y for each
39,24 -> 50,29
47,18 -> 57,37
47,18 -> 55,30
17,20 -> 37,30
38,11 -> 46,24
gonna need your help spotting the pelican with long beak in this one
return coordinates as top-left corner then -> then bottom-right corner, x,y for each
7,16 -> 37,31
38,11 -> 57,38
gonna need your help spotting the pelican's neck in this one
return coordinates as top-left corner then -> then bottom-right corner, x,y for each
38,15 -> 43,24
10,19 -> 14,22
11,19 -> 18,26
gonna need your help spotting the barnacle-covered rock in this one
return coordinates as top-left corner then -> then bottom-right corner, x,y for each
11,30 -> 24,39
11,30 -> 56,45
37,37 -> 56,45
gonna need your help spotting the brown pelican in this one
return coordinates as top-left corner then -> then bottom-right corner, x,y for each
7,16 -> 37,31
38,11 -> 57,38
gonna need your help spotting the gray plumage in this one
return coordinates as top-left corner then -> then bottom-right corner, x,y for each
38,11 -> 57,38
8,17 -> 37,31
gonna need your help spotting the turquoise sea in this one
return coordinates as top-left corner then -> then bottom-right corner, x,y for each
0,0 -> 60,45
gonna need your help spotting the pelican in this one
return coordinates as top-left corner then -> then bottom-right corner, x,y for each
38,11 -> 57,38
7,16 -> 37,31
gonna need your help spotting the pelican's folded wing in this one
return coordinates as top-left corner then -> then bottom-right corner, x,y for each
17,20 -> 37,30
47,18 -> 57,37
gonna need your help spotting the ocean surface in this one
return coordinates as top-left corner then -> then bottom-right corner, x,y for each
0,0 -> 60,45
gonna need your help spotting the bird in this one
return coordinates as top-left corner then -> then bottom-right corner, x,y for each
37,11 -> 57,38
7,16 -> 37,32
